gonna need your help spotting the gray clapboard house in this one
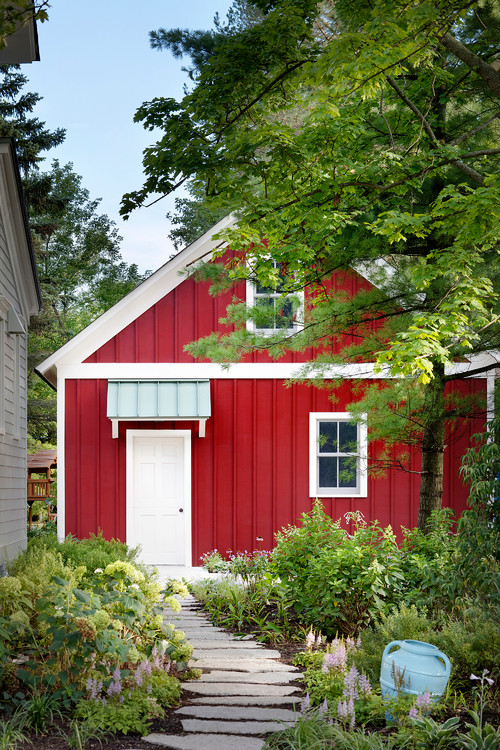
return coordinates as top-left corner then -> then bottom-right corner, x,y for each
0,138 -> 41,571
0,7 -> 42,571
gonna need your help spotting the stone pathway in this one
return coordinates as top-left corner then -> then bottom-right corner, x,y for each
141,593 -> 302,750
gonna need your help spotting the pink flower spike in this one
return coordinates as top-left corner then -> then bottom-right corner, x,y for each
300,692 -> 311,714
409,707 -> 418,719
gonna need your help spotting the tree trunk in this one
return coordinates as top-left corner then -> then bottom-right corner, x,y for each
418,363 -> 446,532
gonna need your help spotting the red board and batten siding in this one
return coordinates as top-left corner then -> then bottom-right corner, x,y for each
64,377 -> 484,563
68,264 -> 487,562
84,268 -> 371,365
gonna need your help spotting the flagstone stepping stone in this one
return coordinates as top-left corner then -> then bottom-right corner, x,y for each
192,648 -> 281,659
193,658 -> 299,672
143,733 -> 264,749
188,640 -> 263,649
188,695 -> 301,706
175,705 -> 297,721
180,719 -> 294,734
198,671 -> 301,684
171,629 -> 232,639
184,682 -> 300,696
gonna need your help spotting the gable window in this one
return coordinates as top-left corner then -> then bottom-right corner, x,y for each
246,261 -> 303,334
309,412 -> 367,497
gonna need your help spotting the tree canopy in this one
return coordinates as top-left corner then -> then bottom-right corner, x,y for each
123,0 -> 500,528
0,65 -> 147,444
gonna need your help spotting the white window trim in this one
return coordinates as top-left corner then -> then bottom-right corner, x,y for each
246,275 -> 304,335
309,412 -> 368,498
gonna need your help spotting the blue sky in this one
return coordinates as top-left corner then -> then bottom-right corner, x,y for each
25,1 -> 233,273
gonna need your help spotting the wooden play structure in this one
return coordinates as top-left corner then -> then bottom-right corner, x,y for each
27,450 -> 57,528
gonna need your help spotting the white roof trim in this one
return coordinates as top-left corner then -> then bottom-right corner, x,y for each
36,214 -> 237,386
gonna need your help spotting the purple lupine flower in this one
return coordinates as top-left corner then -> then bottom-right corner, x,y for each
358,673 -> 372,696
318,699 -> 328,718
300,692 -> 311,714
347,696 -> 355,729
152,647 -> 162,670
86,677 -> 96,698
107,679 -> 122,697
141,659 -> 152,677
416,691 -> 433,710
305,632 -> 315,650
409,707 -> 419,719
343,666 -> 359,699
347,697 -> 355,716
337,700 -> 348,720
322,643 -> 347,673
346,636 -> 358,653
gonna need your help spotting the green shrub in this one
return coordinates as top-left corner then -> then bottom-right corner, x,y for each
150,671 -> 182,707
459,420 -> 500,606
399,510 -> 460,612
57,532 -> 140,580
271,503 -> 405,636
76,691 -> 161,735
6,543 -> 81,606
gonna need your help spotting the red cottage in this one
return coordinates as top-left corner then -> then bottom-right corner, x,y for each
36,217 -> 492,567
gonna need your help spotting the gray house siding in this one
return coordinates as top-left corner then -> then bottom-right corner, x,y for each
0,140 -> 41,572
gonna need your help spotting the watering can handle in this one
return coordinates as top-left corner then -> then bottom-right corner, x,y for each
436,649 -> 451,680
381,640 -> 405,662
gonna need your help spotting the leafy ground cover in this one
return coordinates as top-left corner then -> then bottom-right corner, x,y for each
0,531 -> 193,749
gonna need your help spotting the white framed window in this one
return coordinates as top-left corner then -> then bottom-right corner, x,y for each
309,412 -> 368,497
246,261 -> 304,334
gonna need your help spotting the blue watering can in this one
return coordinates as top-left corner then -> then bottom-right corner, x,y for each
380,639 -> 451,701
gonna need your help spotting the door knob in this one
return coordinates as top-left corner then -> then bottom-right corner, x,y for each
179,508 -> 184,513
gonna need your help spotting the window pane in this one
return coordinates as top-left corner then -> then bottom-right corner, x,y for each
275,297 -> 294,329
254,297 -> 276,329
256,280 -> 276,294
339,421 -> 357,452
319,456 -> 337,488
319,421 -> 337,453
339,456 -> 357,488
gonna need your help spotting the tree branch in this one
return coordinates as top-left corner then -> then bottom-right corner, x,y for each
440,31 -> 500,99
386,75 -> 486,184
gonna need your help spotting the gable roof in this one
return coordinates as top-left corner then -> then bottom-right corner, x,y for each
36,214 -> 236,387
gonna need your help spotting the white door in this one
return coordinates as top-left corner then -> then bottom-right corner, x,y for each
126,431 -> 191,565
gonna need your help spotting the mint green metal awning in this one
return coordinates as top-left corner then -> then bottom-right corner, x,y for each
107,380 -> 211,438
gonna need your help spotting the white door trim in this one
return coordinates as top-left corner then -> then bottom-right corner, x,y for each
126,429 -> 192,566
